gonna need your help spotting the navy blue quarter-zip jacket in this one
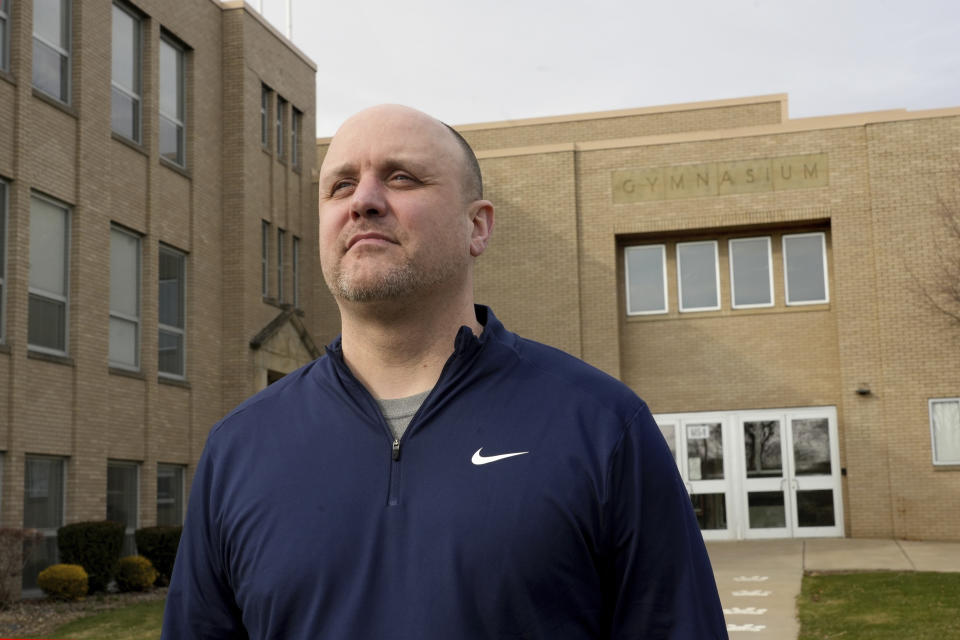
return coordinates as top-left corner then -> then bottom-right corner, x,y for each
162,307 -> 727,639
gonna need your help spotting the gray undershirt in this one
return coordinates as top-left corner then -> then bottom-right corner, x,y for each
376,389 -> 431,440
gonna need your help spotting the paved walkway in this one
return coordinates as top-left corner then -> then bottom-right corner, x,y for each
705,538 -> 960,638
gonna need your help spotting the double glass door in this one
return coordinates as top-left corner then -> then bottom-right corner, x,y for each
655,407 -> 843,540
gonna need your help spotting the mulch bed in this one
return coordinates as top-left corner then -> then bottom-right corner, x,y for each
0,588 -> 167,639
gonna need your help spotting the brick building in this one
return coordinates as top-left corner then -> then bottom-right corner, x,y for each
0,0 -> 321,591
319,94 -> 960,542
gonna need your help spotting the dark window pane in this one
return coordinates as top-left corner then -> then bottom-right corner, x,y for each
28,294 -> 66,351
159,116 -> 183,165
691,493 -> 726,530
797,489 -> 835,527
157,465 -> 184,526
792,418 -> 832,475
158,329 -> 183,376
687,422 -> 723,480
748,491 -> 786,528
32,39 -> 68,101
744,420 -> 782,477
111,88 -> 139,141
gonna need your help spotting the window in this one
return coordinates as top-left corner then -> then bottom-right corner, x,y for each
32,0 -> 71,102
277,228 -> 285,302
930,399 -> 960,465
292,235 -> 300,308
261,220 -> 270,297
157,464 -> 184,526
291,108 -> 302,168
158,245 -> 185,377
1,0 -> 10,72
110,226 -> 140,369
159,36 -> 185,166
783,232 -> 828,305
107,461 -> 139,556
0,180 -> 7,342
28,194 -> 70,354
23,456 -> 65,591
260,85 -> 270,148
729,237 -> 773,308
111,3 -> 142,142
276,97 -> 286,159
625,245 -> 667,315
677,240 -> 720,312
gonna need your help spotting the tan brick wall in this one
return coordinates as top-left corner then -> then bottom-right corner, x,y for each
0,0 -> 320,584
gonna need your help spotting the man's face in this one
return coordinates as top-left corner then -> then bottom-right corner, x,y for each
318,106 -> 482,304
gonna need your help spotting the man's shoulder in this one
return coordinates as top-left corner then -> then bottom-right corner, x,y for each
499,332 -> 646,415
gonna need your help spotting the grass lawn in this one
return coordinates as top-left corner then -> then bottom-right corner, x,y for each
798,571 -> 960,640
50,599 -> 164,640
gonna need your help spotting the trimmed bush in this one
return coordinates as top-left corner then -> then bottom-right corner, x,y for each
116,555 -> 157,592
57,521 -> 125,593
38,563 -> 88,601
135,526 -> 182,585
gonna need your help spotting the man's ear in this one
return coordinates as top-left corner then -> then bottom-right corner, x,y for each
468,200 -> 494,257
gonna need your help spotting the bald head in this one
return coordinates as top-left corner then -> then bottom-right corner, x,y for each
324,105 -> 482,203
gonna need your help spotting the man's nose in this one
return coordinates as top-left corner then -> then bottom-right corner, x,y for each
349,176 -> 387,219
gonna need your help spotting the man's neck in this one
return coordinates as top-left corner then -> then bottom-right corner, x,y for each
338,290 -> 481,400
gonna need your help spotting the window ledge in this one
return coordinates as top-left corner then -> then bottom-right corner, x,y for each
32,88 -> 77,118
0,69 -> 15,87
109,366 -> 146,380
933,464 -> 960,472
158,375 -> 191,389
159,156 -> 191,179
111,132 -> 148,156
264,297 -> 291,310
261,146 -> 272,157
27,349 -> 75,366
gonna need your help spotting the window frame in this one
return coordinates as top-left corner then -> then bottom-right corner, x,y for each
158,34 -> 186,167
0,179 -> 8,343
729,236 -> 775,309
783,231 -> 829,306
277,228 -> 285,303
929,398 -> 960,466
291,108 -> 302,169
261,85 -> 271,149
32,0 -> 72,103
23,455 -> 67,592
261,220 -> 270,298
106,460 -> 140,556
676,240 -> 721,313
158,244 -> 186,379
624,244 -> 669,316
28,192 -> 71,356
109,225 -> 142,370
276,96 -> 286,160
110,2 -> 143,143
156,463 -> 185,526
0,0 -> 10,72
292,235 -> 300,309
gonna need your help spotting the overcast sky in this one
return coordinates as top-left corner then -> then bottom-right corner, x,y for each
254,0 -> 960,137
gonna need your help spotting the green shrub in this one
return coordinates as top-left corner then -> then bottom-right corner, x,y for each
115,555 -> 157,592
57,521 -> 125,593
38,563 -> 88,601
135,526 -> 182,585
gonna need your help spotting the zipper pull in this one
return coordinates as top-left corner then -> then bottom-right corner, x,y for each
392,439 -> 401,461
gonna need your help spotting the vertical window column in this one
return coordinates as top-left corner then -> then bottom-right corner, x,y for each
111,3 -> 142,143
277,228 -> 285,303
158,246 -> 185,378
783,232 -> 829,305
0,180 -> 7,342
107,461 -> 139,556
159,36 -> 185,166
261,221 -> 270,298
0,0 -> 10,72
625,245 -> 668,315
28,194 -> 70,355
157,464 -> 185,526
291,108 -> 302,169
292,235 -> 300,309
677,240 -> 720,312
260,85 -> 270,149
930,399 -> 960,465
729,236 -> 774,308
110,226 -> 141,369
23,456 -> 66,591
32,0 -> 71,102
276,97 -> 286,160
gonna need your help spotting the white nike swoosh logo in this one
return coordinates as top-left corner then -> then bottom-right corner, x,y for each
471,448 -> 529,466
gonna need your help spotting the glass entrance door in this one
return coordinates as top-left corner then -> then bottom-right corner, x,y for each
787,412 -> 843,537
742,415 -> 791,538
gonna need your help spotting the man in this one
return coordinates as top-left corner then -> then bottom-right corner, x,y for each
163,105 -> 728,639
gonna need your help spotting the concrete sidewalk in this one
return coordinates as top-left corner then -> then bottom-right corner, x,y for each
705,538 -> 960,638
